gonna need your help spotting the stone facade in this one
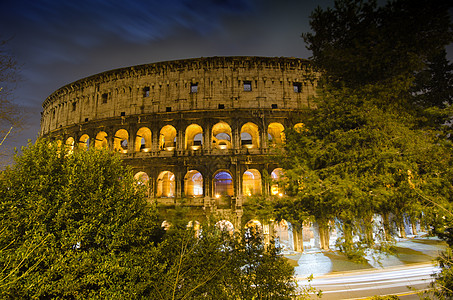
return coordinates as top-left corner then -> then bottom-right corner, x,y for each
41,56 -> 318,234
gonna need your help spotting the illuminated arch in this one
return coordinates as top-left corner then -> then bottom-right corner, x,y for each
268,122 -> 285,145
184,170 -> 203,197
294,123 -> 305,133
245,219 -> 263,237
95,131 -> 108,149
240,122 -> 260,149
212,121 -> 232,150
271,168 -> 284,196
213,170 -> 234,197
216,220 -> 234,232
157,171 -> 175,198
65,137 -> 75,153
135,127 -> 152,152
160,125 -> 177,150
79,134 -> 90,150
185,124 -> 203,150
242,169 -> 262,196
114,129 -> 129,153
134,171 -> 150,186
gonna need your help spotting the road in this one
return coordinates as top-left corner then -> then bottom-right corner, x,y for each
296,263 -> 439,299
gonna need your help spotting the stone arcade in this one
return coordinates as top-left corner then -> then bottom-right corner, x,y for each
41,56 -> 325,252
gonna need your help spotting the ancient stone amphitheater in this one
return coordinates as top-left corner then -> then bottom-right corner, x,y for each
41,56 -> 318,247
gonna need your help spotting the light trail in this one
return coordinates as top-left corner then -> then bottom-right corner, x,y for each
296,263 -> 440,299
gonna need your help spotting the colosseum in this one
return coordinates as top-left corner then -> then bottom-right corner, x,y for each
40,56 -> 321,251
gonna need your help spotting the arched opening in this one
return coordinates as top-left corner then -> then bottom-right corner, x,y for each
185,124 -> 203,150
213,171 -> 233,197
242,169 -> 262,196
65,137 -> 75,153
294,123 -> 305,133
134,171 -> 150,197
95,131 -> 108,149
271,168 -> 284,196
268,122 -> 285,145
184,170 -> 203,197
114,129 -> 129,153
216,220 -> 234,232
241,122 -> 260,149
160,125 -> 177,151
157,171 -> 175,198
79,134 -> 90,151
245,220 -> 263,238
212,122 -> 232,150
135,127 -> 152,152
134,171 -> 149,186
274,219 -> 294,252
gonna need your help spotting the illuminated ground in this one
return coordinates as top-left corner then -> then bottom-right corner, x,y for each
284,237 -> 446,278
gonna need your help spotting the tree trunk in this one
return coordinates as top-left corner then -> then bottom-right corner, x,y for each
399,219 -> 407,238
319,222 -> 330,250
382,213 -> 392,241
363,215 -> 374,246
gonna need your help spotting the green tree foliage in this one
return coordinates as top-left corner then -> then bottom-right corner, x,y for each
302,0 -> 453,89
0,139 -> 163,298
151,226 -> 296,300
0,139 -> 298,299
0,39 -> 23,160
274,0 -> 453,260
278,85 -> 453,257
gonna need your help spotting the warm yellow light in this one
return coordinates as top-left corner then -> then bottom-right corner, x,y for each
215,194 -> 220,198
278,193 -> 283,197
190,145 -> 201,150
141,148 -> 151,152
165,146 -> 175,151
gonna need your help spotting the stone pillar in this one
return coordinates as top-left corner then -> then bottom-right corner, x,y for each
203,123 -> 212,151
128,125 -> 136,154
292,225 -> 304,252
177,126 -> 184,152
233,125 -> 240,150
176,169 -> 183,198
151,127 -> 159,152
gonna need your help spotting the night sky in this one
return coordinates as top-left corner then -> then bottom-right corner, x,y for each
0,0 -> 451,163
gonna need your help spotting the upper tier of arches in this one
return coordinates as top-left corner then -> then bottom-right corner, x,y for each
62,121 -> 304,154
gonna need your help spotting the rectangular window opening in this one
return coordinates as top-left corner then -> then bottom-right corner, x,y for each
166,107 -> 172,112
85,117 -> 89,122
102,93 -> 108,103
271,104 -> 278,109
244,81 -> 252,92
72,102 -> 76,111
218,104 -> 225,109
190,83 -> 198,93
293,82 -> 302,93
143,86 -> 150,97
120,112 -> 125,116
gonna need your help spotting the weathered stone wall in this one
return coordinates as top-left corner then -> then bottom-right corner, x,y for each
40,56 -> 319,228
41,56 -> 317,135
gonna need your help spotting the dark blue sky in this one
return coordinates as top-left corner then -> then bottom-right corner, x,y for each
0,0 -> 452,163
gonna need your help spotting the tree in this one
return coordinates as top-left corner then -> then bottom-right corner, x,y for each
151,225 -> 297,300
302,0 -> 453,89
273,0 -> 453,259
0,139 -> 163,298
0,39 -> 23,158
0,139 -> 300,299
278,84 -> 453,256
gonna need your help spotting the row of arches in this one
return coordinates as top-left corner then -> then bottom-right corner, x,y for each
64,121 -> 303,152
134,168 -> 284,198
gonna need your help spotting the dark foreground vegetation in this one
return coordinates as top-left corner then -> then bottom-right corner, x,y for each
0,140 -> 298,299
